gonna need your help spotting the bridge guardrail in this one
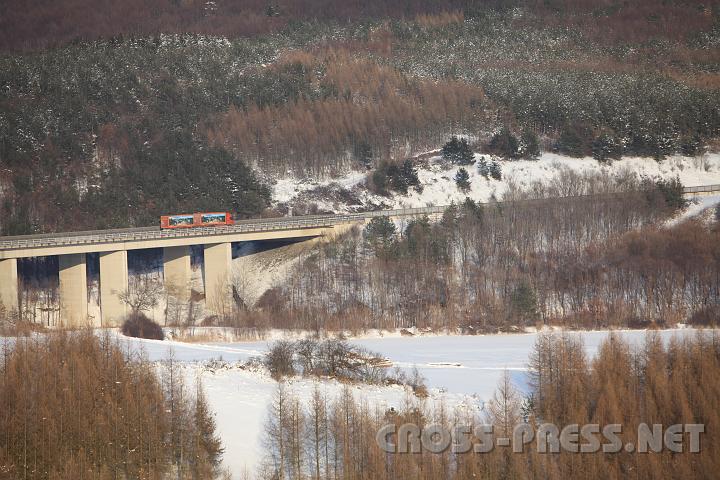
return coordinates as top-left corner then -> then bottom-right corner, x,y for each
683,184 -> 720,193
1,184 -> 719,251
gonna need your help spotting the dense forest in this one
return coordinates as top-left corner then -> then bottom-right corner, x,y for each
0,330 -> 224,479
1,0 -> 720,234
257,331 -> 720,479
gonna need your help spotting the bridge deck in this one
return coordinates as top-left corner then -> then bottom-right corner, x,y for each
1,184 -> 718,254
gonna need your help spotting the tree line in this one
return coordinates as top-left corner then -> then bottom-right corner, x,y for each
256,330 -> 720,479
0,330 -> 224,479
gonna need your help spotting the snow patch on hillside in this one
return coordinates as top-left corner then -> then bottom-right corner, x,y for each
666,194 -> 720,226
271,153 -> 720,213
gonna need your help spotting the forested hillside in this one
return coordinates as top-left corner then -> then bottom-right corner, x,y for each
1,0 -> 720,234
240,175 -> 720,331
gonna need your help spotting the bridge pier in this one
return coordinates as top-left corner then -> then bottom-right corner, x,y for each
0,258 -> 18,314
59,253 -> 88,327
99,250 -> 128,326
163,246 -> 191,302
204,242 -> 231,314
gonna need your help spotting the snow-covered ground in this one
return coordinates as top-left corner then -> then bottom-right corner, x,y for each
119,327 -> 707,478
272,153 -> 720,213
666,194 -> 720,226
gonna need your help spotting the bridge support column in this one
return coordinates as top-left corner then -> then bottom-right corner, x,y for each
204,242 -> 232,314
99,250 -> 128,326
0,258 -> 18,314
163,246 -> 191,302
59,253 -> 88,327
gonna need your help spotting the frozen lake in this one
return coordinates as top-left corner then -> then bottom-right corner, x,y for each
120,327 -> 703,397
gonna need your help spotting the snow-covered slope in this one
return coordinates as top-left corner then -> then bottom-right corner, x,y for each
273,153 -> 720,213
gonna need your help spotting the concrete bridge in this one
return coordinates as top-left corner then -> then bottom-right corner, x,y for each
1,183 -> 718,327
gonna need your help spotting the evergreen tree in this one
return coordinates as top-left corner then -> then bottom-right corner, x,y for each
457,138 -> 475,165
477,156 -> 490,179
364,217 -> 397,256
455,167 -> 471,193
591,134 -> 622,163
399,159 -> 421,191
555,126 -> 587,157
680,134 -> 702,156
519,129 -> 540,159
488,127 -> 519,158
510,280 -> 539,324
353,141 -> 373,169
655,177 -> 687,211
371,167 -> 388,193
442,136 -> 475,165
442,135 -> 462,161
372,160 -> 420,195
489,160 -> 502,180
461,197 -> 484,221
441,202 -> 459,229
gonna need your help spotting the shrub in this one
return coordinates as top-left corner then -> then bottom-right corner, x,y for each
264,340 -> 297,379
121,312 -> 165,340
263,338 -> 394,384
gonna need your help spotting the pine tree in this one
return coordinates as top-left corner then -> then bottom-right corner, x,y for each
455,167 -> 471,193
364,217 -> 397,257
555,126 -> 586,157
354,141 -> 373,169
520,129 -> 540,159
655,177 -> 687,211
488,127 -> 519,158
461,197 -> 484,221
509,280 -> 539,324
442,136 -> 462,162
591,134 -> 622,163
477,156 -> 490,179
457,138 -> 475,165
489,161 -> 502,180
442,136 -> 474,165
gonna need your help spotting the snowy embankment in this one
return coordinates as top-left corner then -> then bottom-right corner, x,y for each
118,328 -> 706,478
666,194 -> 720,226
272,153 -> 720,212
